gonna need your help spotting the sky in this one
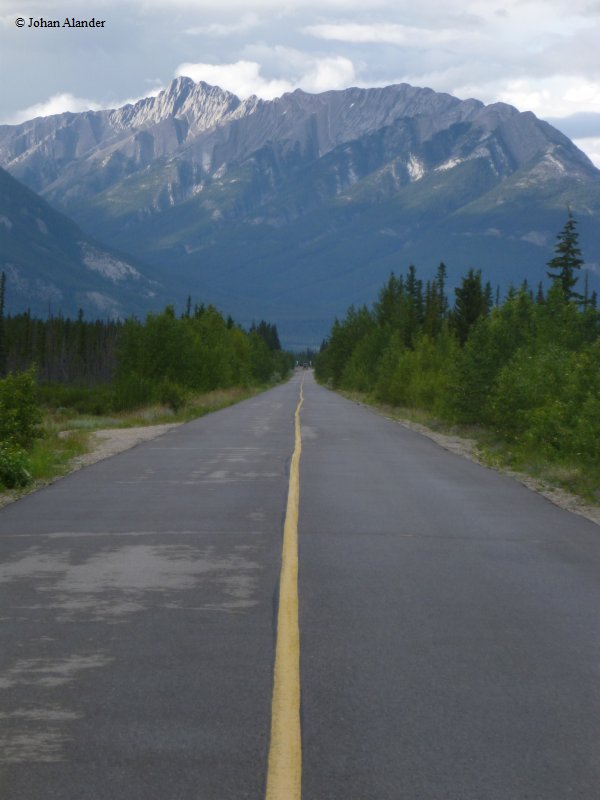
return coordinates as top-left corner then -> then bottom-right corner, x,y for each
1,0 -> 600,166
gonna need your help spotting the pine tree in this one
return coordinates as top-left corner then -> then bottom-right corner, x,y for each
546,211 -> 584,301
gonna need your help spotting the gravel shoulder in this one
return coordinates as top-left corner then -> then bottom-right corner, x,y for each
0,423 -> 181,510
68,423 -> 181,469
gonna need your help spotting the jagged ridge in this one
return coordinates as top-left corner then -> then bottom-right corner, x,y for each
0,79 -> 599,344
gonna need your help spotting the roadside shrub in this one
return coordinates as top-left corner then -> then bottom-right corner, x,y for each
486,345 -> 574,440
373,333 -> 405,405
0,441 -> 31,488
341,327 -> 387,392
36,383 -> 115,415
521,399 -> 572,456
112,373 -> 154,411
0,368 -> 42,448
373,332 -> 457,415
157,381 -> 186,412
572,394 -> 600,463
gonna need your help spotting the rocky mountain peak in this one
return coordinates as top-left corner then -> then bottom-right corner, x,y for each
1,80 -> 599,343
109,77 -> 245,133
3,79 -> 595,198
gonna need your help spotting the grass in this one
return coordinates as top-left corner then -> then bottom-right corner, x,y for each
478,441 -> 600,504
52,386 -> 263,432
28,427 -> 90,481
0,425 -> 90,507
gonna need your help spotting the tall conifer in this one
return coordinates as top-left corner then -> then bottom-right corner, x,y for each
546,211 -> 584,301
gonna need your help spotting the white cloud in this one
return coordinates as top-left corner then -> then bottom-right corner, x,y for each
302,4 -> 600,119
2,0 -> 600,133
5,87 -> 163,125
564,82 -> 600,107
496,81 -> 556,115
175,61 -> 293,99
5,55 -> 357,127
6,94 -> 103,124
294,56 -> 357,93
175,56 -> 357,99
479,78 -> 600,118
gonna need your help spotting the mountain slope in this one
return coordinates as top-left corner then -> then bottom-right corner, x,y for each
1,80 -> 599,345
0,166 -> 161,318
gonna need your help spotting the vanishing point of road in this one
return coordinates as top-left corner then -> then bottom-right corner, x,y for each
1,371 -> 599,799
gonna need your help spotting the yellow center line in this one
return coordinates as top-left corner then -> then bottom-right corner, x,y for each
265,375 -> 304,800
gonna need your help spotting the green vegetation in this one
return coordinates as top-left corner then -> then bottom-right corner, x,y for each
0,282 -> 292,493
112,304 -> 290,409
546,210 -> 585,302
316,215 -> 600,501
0,368 -> 41,488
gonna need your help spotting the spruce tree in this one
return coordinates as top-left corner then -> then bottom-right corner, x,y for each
546,211 -> 584,301
404,265 -> 424,346
436,262 -> 448,316
452,269 -> 488,345
375,273 -> 404,330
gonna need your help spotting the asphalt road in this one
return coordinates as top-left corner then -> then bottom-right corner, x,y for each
1,371 -> 599,798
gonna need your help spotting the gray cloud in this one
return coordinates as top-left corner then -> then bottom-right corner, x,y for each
1,0 -> 599,165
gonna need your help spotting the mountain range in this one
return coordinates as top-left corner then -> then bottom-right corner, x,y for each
1,78 -> 599,346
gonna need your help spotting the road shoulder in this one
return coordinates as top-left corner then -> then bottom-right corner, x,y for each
0,423 -> 180,511
344,392 -> 600,528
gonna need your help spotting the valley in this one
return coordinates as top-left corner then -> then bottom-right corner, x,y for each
2,79 -> 600,345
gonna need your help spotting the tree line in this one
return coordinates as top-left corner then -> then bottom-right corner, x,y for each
0,290 -> 291,395
113,304 -> 291,409
316,213 -> 600,470
0,287 -> 292,487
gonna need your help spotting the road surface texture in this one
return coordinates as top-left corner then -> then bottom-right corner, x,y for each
1,371 -> 599,799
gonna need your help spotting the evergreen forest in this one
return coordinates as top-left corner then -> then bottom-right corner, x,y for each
315,214 -> 600,498
0,281 -> 292,490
